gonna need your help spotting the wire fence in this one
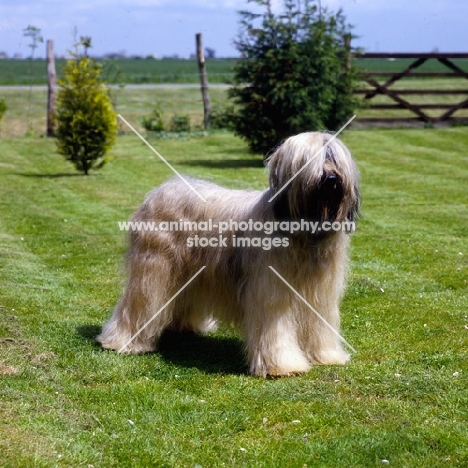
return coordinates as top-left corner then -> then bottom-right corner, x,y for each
0,79 -> 232,138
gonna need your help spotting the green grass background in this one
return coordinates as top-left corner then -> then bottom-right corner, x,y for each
0,128 -> 467,467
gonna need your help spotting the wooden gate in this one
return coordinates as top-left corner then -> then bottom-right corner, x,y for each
355,53 -> 468,126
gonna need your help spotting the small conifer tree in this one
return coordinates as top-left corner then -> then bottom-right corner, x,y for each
55,39 -> 117,175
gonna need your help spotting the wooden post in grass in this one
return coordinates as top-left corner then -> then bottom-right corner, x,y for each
196,33 -> 211,129
344,33 -> 352,72
46,39 -> 56,137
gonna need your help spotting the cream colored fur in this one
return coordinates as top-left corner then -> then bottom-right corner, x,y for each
96,132 -> 360,377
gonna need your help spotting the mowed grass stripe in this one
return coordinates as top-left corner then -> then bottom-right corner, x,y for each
0,130 -> 467,467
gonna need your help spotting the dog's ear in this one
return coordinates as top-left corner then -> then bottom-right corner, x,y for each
267,146 -> 281,189
268,148 -> 292,221
271,188 -> 291,221
270,168 -> 292,221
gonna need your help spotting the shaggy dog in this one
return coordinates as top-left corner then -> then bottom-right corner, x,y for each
97,132 -> 360,377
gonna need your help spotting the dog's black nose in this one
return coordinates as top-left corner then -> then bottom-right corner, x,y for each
321,174 -> 338,190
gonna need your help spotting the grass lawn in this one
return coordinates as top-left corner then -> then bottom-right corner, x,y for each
0,129 -> 467,467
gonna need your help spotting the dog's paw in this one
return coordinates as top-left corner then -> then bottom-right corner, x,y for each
314,349 -> 350,365
185,317 -> 218,334
265,366 -> 310,378
251,353 -> 312,377
96,335 -> 156,354
196,317 -> 218,334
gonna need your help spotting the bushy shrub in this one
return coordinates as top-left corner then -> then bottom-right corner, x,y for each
169,114 -> 191,133
229,0 -> 360,155
0,99 -> 7,123
140,106 -> 165,133
55,53 -> 117,175
209,105 -> 236,130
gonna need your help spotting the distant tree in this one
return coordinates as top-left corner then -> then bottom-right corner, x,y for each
23,25 -> 43,59
229,0 -> 360,154
23,25 -> 43,134
80,36 -> 92,56
55,38 -> 117,175
205,47 -> 216,59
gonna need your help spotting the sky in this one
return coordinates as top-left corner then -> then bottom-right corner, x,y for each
0,0 -> 467,59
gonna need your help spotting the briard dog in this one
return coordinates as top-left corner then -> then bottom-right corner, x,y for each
97,132 -> 360,377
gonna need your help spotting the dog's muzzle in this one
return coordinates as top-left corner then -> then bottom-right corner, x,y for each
320,173 -> 341,192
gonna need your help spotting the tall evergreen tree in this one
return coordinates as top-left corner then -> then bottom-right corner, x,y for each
229,0 -> 360,155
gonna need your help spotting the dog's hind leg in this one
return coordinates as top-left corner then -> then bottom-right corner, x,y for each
96,250 -> 175,354
169,304 -> 218,334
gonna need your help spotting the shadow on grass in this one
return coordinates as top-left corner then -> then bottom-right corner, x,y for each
16,172 -> 94,178
77,325 -> 102,344
158,330 -> 247,375
77,325 -> 247,375
178,158 -> 264,169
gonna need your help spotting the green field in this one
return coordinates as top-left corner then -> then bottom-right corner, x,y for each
1,57 -> 468,86
0,58 -> 236,86
0,129 -> 467,466
1,78 -> 467,139
356,57 -> 468,74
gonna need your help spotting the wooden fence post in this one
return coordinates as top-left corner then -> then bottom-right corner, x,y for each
196,33 -> 211,129
46,39 -> 56,137
344,33 -> 352,72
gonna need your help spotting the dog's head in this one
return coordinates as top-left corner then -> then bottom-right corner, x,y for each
267,132 -> 360,229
